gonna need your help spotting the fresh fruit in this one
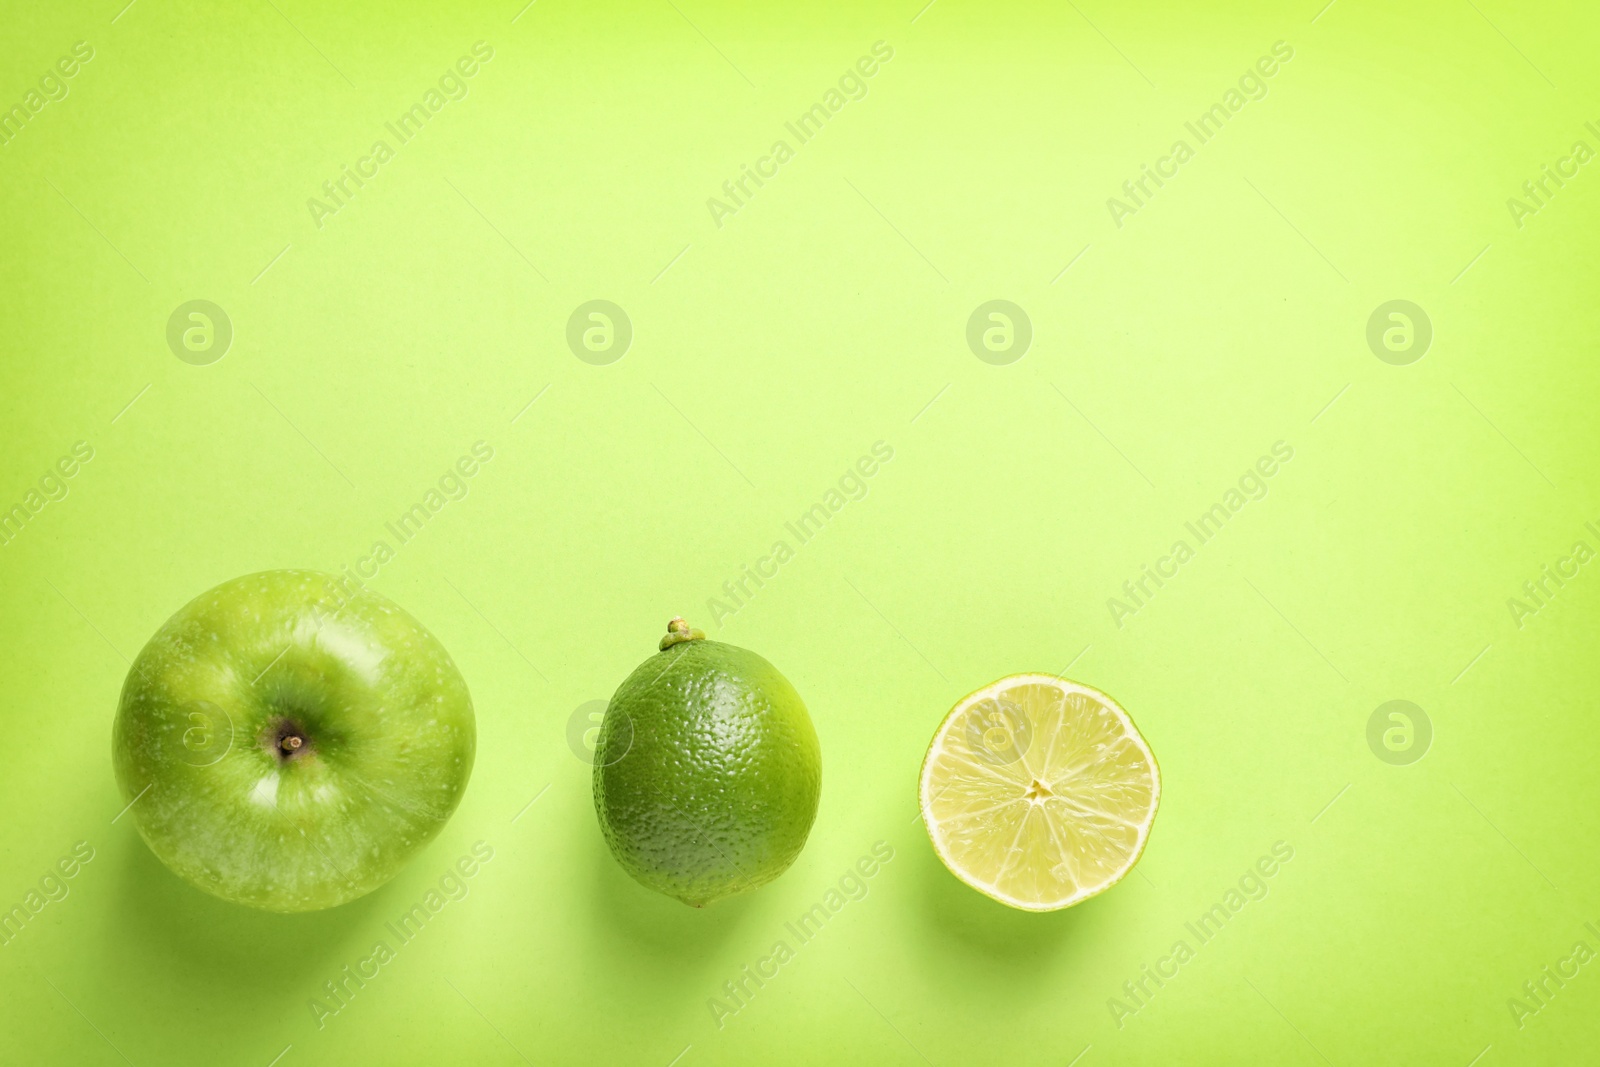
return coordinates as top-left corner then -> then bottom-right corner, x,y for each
593,618 -> 821,906
919,674 -> 1159,911
112,570 -> 475,912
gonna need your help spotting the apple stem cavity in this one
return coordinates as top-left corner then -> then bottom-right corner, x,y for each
659,616 -> 707,651
265,718 -> 313,762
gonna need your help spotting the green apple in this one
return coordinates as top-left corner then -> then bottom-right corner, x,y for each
112,570 -> 475,912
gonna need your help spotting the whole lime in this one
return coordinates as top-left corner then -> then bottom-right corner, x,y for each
593,618 -> 822,906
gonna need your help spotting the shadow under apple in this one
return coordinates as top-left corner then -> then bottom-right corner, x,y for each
105,831 -> 394,996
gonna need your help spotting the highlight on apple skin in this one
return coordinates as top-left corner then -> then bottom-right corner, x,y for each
112,570 -> 476,912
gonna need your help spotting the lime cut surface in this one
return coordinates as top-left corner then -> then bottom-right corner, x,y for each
919,674 -> 1159,911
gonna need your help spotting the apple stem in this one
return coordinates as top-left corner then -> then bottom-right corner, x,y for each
659,616 -> 706,650
261,718 -> 313,762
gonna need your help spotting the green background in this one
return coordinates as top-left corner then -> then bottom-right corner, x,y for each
2,0 -> 1598,1063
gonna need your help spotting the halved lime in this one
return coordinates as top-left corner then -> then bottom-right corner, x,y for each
919,674 -> 1160,911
